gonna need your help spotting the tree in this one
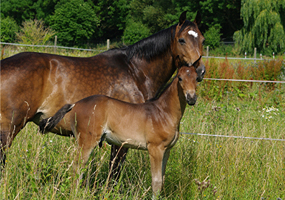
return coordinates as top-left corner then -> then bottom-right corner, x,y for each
199,0 -> 242,40
204,25 -> 222,48
1,0 -> 59,25
123,18 -> 150,44
49,0 -> 100,46
95,0 -> 130,40
0,17 -> 19,43
123,0 -> 242,45
234,0 -> 285,54
16,19 -> 56,45
123,0 -> 200,44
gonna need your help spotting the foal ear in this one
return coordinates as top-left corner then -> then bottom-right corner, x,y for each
179,11 -> 187,25
194,11 -> 202,25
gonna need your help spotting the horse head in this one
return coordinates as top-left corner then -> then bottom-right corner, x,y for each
172,11 -> 206,82
177,66 -> 198,105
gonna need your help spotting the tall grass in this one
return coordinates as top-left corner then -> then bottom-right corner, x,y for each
1,91 -> 284,199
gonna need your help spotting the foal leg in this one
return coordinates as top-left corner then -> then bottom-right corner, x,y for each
162,149 -> 171,184
109,145 -> 129,183
73,132 -> 99,186
148,144 -> 165,198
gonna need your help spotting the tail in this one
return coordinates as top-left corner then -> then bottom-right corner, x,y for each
39,104 -> 75,134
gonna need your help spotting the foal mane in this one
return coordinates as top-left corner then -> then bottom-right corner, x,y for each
146,70 -> 178,102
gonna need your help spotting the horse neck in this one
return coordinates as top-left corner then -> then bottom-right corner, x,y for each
127,26 -> 177,100
130,52 -> 176,100
155,77 -> 187,122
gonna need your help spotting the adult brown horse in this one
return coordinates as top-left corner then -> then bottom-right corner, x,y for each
0,11 -> 205,180
39,65 -> 198,197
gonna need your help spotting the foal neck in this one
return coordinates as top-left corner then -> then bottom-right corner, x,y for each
155,77 -> 187,118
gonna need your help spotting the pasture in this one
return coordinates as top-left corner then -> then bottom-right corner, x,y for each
0,82 -> 284,199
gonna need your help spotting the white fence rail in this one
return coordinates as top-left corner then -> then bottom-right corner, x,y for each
0,42 -> 107,52
180,132 -> 285,142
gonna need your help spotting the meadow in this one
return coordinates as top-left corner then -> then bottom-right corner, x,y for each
0,46 -> 284,199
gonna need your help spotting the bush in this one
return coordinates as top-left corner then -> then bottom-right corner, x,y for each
123,18 -> 151,45
0,17 -> 19,43
204,25 -> 222,49
16,19 -> 56,45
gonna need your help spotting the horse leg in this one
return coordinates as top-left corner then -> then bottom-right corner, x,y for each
0,130 -> 9,167
0,123 -> 21,168
148,144 -> 165,198
162,149 -> 170,184
109,145 -> 129,183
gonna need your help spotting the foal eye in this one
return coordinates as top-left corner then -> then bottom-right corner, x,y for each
178,38 -> 186,44
178,76 -> 182,81
202,40 -> 205,46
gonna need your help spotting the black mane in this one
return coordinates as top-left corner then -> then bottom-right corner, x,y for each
124,20 -> 196,62
125,24 -> 176,62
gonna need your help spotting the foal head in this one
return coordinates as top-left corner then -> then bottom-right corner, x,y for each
177,66 -> 198,105
172,11 -> 205,82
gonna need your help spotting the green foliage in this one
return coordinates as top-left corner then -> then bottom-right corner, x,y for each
234,0 -> 285,54
49,0 -> 100,46
199,0 -> 242,38
0,0 -> 245,47
1,0 -> 35,25
0,17 -> 19,43
123,19 -> 151,45
16,19 -> 56,45
204,25 -> 222,48
96,0 -> 130,40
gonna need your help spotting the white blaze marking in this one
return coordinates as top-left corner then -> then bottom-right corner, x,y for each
188,30 -> 198,38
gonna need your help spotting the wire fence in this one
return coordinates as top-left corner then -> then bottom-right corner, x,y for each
180,132 -> 285,142
0,42 -> 105,52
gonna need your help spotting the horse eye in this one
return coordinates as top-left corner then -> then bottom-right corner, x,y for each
178,76 -> 182,81
178,38 -> 186,44
202,40 -> 205,46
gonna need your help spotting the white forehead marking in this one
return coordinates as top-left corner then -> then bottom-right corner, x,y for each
186,70 -> 190,73
188,30 -> 198,38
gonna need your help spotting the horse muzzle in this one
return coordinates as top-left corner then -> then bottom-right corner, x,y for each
186,93 -> 197,105
196,64 -> 206,82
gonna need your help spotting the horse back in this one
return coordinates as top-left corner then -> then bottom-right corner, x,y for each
1,51 -> 145,135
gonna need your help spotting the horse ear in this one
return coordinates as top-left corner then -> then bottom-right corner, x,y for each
179,11 -> 187,25
194,11 -> 202,25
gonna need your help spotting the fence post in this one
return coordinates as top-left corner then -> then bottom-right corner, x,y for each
206,46 -> 209,60
54,35 -> 57,54
254,47 -> 256,63
107,39 -> 110,50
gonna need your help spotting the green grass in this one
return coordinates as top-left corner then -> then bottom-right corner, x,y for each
1,89 -> 284,199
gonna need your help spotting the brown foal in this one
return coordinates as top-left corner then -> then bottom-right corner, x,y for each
39,66 -> 198,196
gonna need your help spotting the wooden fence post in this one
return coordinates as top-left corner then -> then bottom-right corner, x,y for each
254,47 -> 256,63
54,35 -> 57,54
206,46 -> 209,60
107,39 -> 110,50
